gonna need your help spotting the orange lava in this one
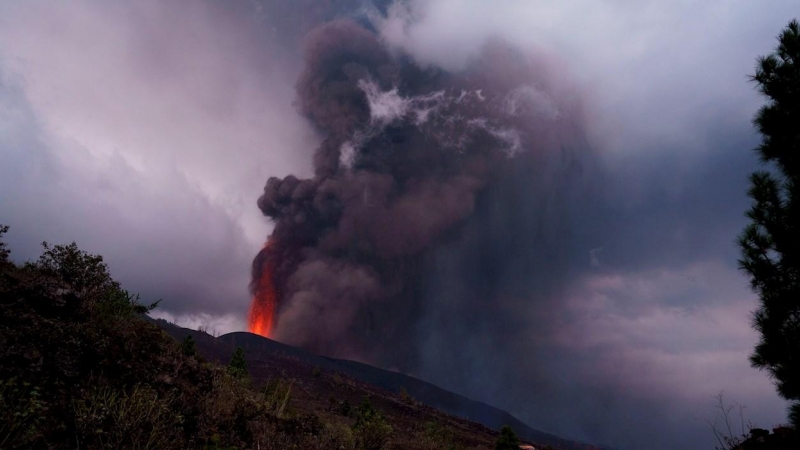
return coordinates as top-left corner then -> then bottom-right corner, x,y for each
248,245 -> 278,338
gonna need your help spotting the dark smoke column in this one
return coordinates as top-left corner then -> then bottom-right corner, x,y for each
250,17 -> 587,368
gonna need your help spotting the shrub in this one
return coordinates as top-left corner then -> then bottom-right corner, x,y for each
353,398 -> 392,450
0,378 -> 47,449
72,383 -> 183,449
405,422 -> 464,450
228,347 -> 248,378
318,422 -> 355,450
495,425 -> 521,450
262,378 -> 292,418
0,235 -> 272,449
399,386 -> 415,405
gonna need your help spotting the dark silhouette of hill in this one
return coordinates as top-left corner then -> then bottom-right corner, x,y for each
221,332 -> 571,448
154,320 -> 605,450
1,227 -> 604,449
2,238 -> 381,449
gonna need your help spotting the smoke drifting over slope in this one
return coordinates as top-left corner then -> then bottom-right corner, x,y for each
250,15 -> 590,371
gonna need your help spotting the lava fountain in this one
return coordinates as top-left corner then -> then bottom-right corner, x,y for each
248,241 -> 278,337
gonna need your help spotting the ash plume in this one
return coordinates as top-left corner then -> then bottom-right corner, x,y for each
251,14 -> 591,370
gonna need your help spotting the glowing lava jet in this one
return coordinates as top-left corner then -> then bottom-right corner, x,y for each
248,242 -> 278,338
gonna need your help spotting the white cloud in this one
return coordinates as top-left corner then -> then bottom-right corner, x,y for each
149,310 -> 244,337
0,0 -> 318,245
377,0 -> 797,157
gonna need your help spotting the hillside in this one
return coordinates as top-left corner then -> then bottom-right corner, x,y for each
5,232 -> 799,450
1,233 -> 601,449
156,321 -> 604,450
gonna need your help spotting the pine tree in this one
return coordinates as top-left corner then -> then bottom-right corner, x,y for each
0,225 -> 10,264
494,425 -> 521,450
228,346 -> 248,378
180,335 -> 196,357
739,19 -> 800,426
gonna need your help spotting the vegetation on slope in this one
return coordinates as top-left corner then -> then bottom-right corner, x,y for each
0,227 -> 533,449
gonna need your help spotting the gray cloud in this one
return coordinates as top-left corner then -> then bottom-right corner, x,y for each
0,0 -> 321,330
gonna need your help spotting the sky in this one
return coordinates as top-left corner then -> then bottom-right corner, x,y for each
0,1 -> 797,449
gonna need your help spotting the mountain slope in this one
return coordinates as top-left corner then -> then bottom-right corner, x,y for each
221,332 -> 572,448
155,320 -> 604,450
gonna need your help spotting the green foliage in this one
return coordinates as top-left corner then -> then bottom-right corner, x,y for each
739,18 -> 800,427
198,369 -> 263,446
99,288 -> 159,318
33,241 -> 119,298
409,422 -> 463,450
0,378 -> 48,448
228,347 -> 248,378
353,398 -> 392,450
495,425 -> 521,450
249,416 -> 349,450
0,230 -> 534,449
72,383 -> 182,449
0,236 -> 271,449
319,422 -> 355,449
17,240 -> 158,320
262,378 -> 292,418
181,335 -> 197,357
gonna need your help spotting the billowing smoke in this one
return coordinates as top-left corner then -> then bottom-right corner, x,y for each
249,13 -> 591,372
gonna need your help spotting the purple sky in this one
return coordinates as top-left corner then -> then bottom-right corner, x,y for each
0,1 -> 797,449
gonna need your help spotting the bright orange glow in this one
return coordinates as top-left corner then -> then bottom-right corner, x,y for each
248,243 -> 278,338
